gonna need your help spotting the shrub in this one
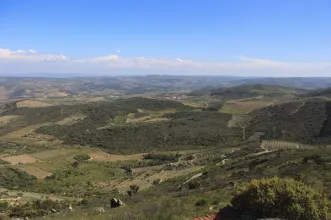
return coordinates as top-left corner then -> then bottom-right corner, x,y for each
302,154 -> 331,164
188,181 -> 200,189
72,161 -> 79,168
77,199 -> 89,207
231,177 -> 331,220
0,202 -> 9,212
195,199 -> 207,207
127,184 -> 140,196
0,167 -> 37,189
143,153 -> 180,162
152,179 -> 161,185
73,154 -> 91,162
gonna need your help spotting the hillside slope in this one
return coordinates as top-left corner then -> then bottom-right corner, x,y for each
246,100 -> 331,144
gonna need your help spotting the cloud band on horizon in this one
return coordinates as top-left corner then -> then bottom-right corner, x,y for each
0,48 -> 330,77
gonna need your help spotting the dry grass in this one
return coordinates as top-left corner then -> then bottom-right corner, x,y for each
73,96 -> 106,103
88,151 -> 145,162
221,101 -> 273,114
126,116 -> 152,123
31,149 -> 78,160
86,97 -> 106,102
55,92 -> 69,97
0,115 -> 21,125
1,154 -> 39,165
56,114 -> 86,125
16,100 -> 54,108
1,123 -> 56,147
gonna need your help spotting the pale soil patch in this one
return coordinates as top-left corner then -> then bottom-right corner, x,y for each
15,165 -> 52,179
125,111 -> 170,124
16,100 -> 54,108
74,96 -> 106,103
56,92 -> 69,97
88,151 -> 145,162
86,97 -> 106,102
1,154 -> 39,165
0,115 -> 20,125
126,116 -> 152,123
56,113 -> 86,125
143,117 -> 168,123
97,125 -> 113,130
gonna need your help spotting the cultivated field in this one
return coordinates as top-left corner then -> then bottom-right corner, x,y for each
221,101 -> 273,114
88,151 -> 145,162
1,154 -> 39,165
16,100 -> 54,108
31,149 -> 80,160
261,140 -> 314,150
14,165 -> 52,179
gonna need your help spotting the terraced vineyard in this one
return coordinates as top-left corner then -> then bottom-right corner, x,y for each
166,150 -> 226,169
261,140 -> 314,150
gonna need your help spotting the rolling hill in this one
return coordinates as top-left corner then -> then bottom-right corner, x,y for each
246,99 -> 331,145
3,81 -> 331,219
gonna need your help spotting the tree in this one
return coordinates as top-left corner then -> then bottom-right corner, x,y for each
73,154 -> 90,162
231,177 -> 331,220
127,184 -> 139,196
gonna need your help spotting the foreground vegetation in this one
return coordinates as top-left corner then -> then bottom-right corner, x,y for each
2,82 -> 331,219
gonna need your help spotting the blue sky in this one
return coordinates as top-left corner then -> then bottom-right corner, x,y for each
0,0 -> 330,76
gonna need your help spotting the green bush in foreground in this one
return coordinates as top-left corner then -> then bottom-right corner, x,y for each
231,177 -> 331,220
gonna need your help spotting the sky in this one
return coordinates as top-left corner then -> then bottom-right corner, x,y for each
0,0 -> 330,77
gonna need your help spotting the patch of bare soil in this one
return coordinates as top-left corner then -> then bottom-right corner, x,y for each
56,113 -> 86,125
1,154 -> 39,165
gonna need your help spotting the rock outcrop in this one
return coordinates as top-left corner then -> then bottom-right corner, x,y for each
110,198 -> 125,208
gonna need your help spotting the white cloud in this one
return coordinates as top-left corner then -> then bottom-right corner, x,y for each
28,49 -> 37,53
0,48 -> 68,62
116,49 -> 121,53
0,47 -> 330,77
89,54 -> 119,62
